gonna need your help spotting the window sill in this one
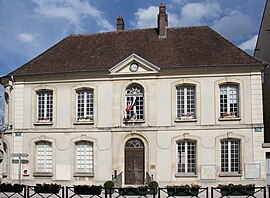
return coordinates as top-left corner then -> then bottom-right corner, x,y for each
218,117 -> 241,121
219,172 -> 242,177
73,172 -> 94,177
175,173 -> 197,177
33,172 -> 53,177
73,121 -> 94,125
123,120 -> 145,124
33,122 -> 53,126
175,118 -> 197,122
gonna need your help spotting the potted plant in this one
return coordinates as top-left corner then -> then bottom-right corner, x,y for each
34,183 -> 61,194
218,183 -> 255,196
0,183 -> 24,193
103,180 -> 114,194
148,180 -> 159,195
74,185 -> 102,195
118,186 -> 148,196
166,184 -> 201,196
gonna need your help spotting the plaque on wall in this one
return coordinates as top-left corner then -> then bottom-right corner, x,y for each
200,164 -> 216,180
245,163 -> 260,179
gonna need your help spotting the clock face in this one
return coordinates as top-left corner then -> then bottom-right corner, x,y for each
130,63 -> 138,72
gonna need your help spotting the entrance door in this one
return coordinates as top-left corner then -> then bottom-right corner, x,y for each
125,138 -> 144,185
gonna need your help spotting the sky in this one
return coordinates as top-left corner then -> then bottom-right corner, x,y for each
0,0 -> 267,120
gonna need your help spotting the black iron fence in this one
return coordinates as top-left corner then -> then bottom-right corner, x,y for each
0,186 -> 269,198
158,187 -> 208,198
0,184 -> 27,198
28,185 -> 64,198
211,186 -> 266,198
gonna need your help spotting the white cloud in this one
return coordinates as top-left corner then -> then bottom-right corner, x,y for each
132,1 -> 222,29
131,6 -> 159,29
18,33 -> 36,43
32,0 -> 114,32
212,11 -> 257,41
179,1 -> 221,26
238,35 -> 258,50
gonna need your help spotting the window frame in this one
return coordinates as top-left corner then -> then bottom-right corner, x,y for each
219,84 -> 239,119
35,141 -> 53,174
36,90 -> 53,123
76,89 -> 94,122
176,140 -> 197,175
220,139 -> 241,175
176,85 -> 196,120
124,83 -> 145,123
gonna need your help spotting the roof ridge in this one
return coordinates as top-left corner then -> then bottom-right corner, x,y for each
68,26 -> 210,37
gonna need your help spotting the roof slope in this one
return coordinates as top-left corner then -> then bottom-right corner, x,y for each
254,0 -> 270,63
10,26 -> 261,76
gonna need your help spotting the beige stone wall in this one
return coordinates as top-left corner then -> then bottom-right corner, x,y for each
3,70 -> 265,187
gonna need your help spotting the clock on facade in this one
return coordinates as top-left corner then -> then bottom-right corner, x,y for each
129,63 -> 138,72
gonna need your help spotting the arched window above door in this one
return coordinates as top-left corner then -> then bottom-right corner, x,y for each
125,138 -> 144,148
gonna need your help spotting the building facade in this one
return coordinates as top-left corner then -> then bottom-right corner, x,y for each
0,4 -> 267,187
254,0 -> 270,185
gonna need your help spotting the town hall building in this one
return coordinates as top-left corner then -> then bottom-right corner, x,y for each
0,3 -> 267,188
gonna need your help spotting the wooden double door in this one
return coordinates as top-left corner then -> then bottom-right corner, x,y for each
125,138 -> 145,185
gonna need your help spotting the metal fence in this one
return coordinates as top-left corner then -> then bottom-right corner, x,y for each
0,186 -> 269,198
211,186 -> 266,198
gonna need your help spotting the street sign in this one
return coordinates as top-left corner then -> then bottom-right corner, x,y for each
12,159 -> 29,164
11,153 -> 28,158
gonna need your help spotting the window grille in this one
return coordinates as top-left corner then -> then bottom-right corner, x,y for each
125,138 -> 144,148
177,141 -> 196,173
176,86 -> 195,119
220,85 -> 238,118
36,142 -> 52,172
221,140 -> 240,173
76,89 -> 94,121
37,91 -> 53,122
125,84 -> 144,121
76,142 -> 93,173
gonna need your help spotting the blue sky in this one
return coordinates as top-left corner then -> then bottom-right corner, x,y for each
0,0 -> 266,119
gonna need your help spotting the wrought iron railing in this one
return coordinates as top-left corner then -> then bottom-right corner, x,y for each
0,185 -> 26,198
0,185 -> 269,198
28,185 -> 64,198
158,187 -> 208,198
211,186 -> 266,198
114,171 -> 123,188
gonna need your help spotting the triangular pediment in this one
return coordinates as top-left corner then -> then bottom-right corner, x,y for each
109,54 -> 160,75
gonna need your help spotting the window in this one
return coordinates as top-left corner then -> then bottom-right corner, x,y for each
76,89 -> 94,121
220,84 -> 239,118
177,141 -> 196,174
76,142 -> 93,173
176,86 -> 195,119
37,91 -> 53,122
36,142 -> 52,173
125,84 -> 144,121
221,140 -> 240,173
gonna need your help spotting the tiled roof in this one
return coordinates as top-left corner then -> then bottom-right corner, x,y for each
10,26 -> 262,76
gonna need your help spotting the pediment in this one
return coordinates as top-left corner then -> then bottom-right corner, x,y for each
109,54 -> 160,75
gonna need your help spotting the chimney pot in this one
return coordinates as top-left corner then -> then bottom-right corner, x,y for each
157,3 -> 168,38
117,16 -> 125,31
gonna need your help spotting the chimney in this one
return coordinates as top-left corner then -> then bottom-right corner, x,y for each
157,3 -> 168,38
117,16 -> 125,31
